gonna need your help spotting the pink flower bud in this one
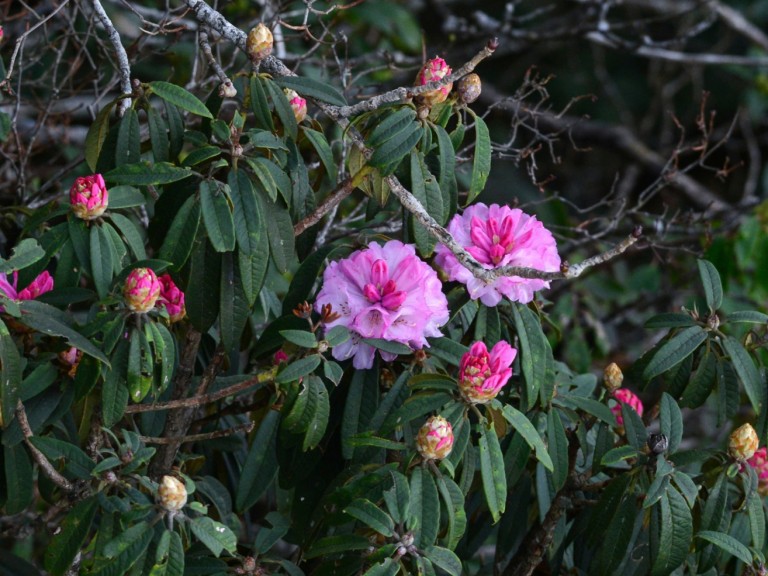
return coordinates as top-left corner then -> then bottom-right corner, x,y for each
247,23 -> 273,62
59,347 -> 83,378
157,274 -> 185,323
157,475 -> 187,512
748,447 -> 768,496
610,388 -> 644,430
459,341 -> 517,404
70,174 -> 108,221
16,271 -> 54,300
730,423 -> 759,461
274,349 -> 289,364
414,57 -> 453,107
416,415 -> 454,460
123,268 -> 161,313
284,89 -> 307,123
0,26 -> 4,43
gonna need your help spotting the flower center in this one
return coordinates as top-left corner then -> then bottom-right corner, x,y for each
363,259 -> 407,311
468,215 -> 515,266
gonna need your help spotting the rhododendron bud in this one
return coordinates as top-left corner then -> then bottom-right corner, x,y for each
435,203 -> 560,306
610,388 -> 643,429
457,73 -> 482,104
123,268 -> 161,313
157,475 -> 187,512
603,362 -> 624,393
219,81 -> 237,98
70,174 -> 108,220
416,416 -> 454,460
747,447 -> 768,496
59,347 -> 83,378
0,26 -> 4,43
459,340 -> 517,404
17,271 -> 54,300
414,57 -> 453,106
314,240 -> 449,369
247,23 -> 273,62
730,423 -> 759,461
284,88 -> 307,123
157,274 -> 185,322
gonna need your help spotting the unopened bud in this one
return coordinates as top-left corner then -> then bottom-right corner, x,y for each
603,362 -> 624,393
219,81 -> 237,98
416,415 -> 454,460
157,475 -> 187,512
729,423 -> 759,461
123,268 -> 161,313
284,88 -> 307,123
457,73 -> 482,104
70,174 -> 108,220
647,433 -> 668,455
414,57 -> 452,107
247,23 -> 273,62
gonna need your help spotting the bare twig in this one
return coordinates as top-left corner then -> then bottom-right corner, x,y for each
198,30 -> 235,96
88,0 -> 133,115
15,400 -> 75,493
294,177 -> 356,236
140,421 -> 255,445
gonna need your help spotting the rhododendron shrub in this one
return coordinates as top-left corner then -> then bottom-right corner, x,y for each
2,3 -> 768,576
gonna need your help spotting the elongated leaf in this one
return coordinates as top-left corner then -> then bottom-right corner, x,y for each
149,81 -> 212,118
367,107 -> 417,148
102,339 -> 129,427
159,195 -> 200,270
90,224 -> 114,299
303,128 -> 337,182
590,496 -> 636,574
680,346 -> 716,409
424,547 -> 462,576
265,79 -> 298,140
200,180 -> 236,253
644,326 -> 707,380
345,499 -> 395,537
249,75 -> 274,131
435,474 -> 466,550
147,106 -> 169,163
645,313 -> 697,329
261,195 -> 295,273
109,213 -> 147,260
3,443 -> 33,513
85,103 -> 116,171
115,108 -> 141,166
409,467 -> 440,547
511,303 -> 553,409
29,436 -> 95,479
621,402 -> 648,450
721,335 -> 762,413
280,330 -> 317,348
659,392 -> 683,453
696,531 -> 752,565
547,409 -> 569,490
302,376 -> 329,450
500,405 -> 553,471
369,122 -> 422,174
18,301 -> 108,365
235,409 -> 280,511
0,320 -> 21,428
186,237 -> 221,333
697,260 -> 723,311
466,111 -> 491,204
304,535 -> 370,559
0,238 -> 45,275
478,421 -> 506,522
275,75 -> 347,106
384,471 -> 411,525
600,445 -> 640,467
432,124 -> 456,221
189,517 -> 237,557
747,492 -> 765,549
555,395 -> 616,426
45,496 -> 98,576
105,162 -> 192,186
724,310 -> 768,324
219,253 -> 250,355
93,521 -> 152,576
362,338 -> 413,356
238,232 -> 269,307
362,558 -> 400,576
651,488 -> 692,576
276,356 -> 321,384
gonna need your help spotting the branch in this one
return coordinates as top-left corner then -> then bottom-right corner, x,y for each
89,0 -> 133,116
140,421 -> 254,445
198,30 -> 235,97
125,366 -> 277,413
713,1 -> 768,52
15,400 -> 74,493
326,38 -> 499,119
293,177 -> 355,236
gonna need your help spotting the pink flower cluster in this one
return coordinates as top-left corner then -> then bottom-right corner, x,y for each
459,340 -> 517,404
415,57 -> 453,106
0,270 -> 54,305
610,388 -> 644,429
123,269 -> 185,321
70,174 -> 108,221
315,240 -> 449,369
747,447 -> 768,497
434,203 -> 560,306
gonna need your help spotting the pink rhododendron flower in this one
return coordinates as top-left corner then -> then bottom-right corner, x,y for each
434,203 -> 561,306
459,340 -> 517,404
315,240 -> 449,369
0,270 -> 54,303
415,57 -> 453,106
70,174 -> 108,220
610,388 -> 644,429
59,347 -> 83,378
284,89 -> 307,123
123,268 -> 161,313
157,274 -> 186,322
416,415 -> 454,460
747,447 -> 768,497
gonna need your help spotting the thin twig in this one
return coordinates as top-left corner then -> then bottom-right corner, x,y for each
125,366 -> 277,413
89,0 -> 133,116
198,30 -> 235,96
294,177 -> 355,236
140,421 -> 255,445
15,400 -> 75,493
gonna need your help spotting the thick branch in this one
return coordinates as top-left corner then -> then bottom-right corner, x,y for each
89,0 -> 132,115
16,400 -> 74,493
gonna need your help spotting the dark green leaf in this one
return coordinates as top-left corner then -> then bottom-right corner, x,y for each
109,213 -> 147,260
747,492 -> 765,549
185,237 -> 221,333
280,330 -> 317,348
261,195 -> 295,273
547,409 -> 569,490
249,76 -> 275,131
102,338 -> 129,427
367,107 -> 417,148
644,326 -> 708,380
424,547 -> 462,576
85,103 -> 116,171
93,521 -> 152,576
303,128 -> 338,182
219,252 -> 250,355
644,313 -> 697,329
276,356 -> 322,384
362,338 -> 413,356
500,405 -> 553,471
384,471 -> 411,525
600,445 -> 639,467
511,303 -> 554,410
724,310 -> 768,324
29,437 -> 95,479
362,558 -> 400,576
478,421 -> 506,522
621,402 -> 648,450
116,108 -> 141,166
275,75 -> 347,106
680,346 -> 716,409
235,409 -> 280,511
304,535 -> 371,559
159,195 -> 200,270
466,111 -> 490,204
720,335 -> 762,413
149,81 -> 213,118
147,106 -> 169,163
265,79 -> 298,140
0,320 -> 21,428
651,488 -> 692,576
90,224 -> 114,299
369,122 -> 422,174
45,496 -> 98,576
3,443 -> 33,513
697,259 -> 723,311
180,145 -> 221,167
409,466 -> 440,547
345,498 -> 395,537
696,531 -> 752,565
238,232 -> 269,307
189,517 -> 237,557
199,180 -> 236,253
105,162 -> 192,186
435,474 -> 466,549
659,392 -> 683,453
